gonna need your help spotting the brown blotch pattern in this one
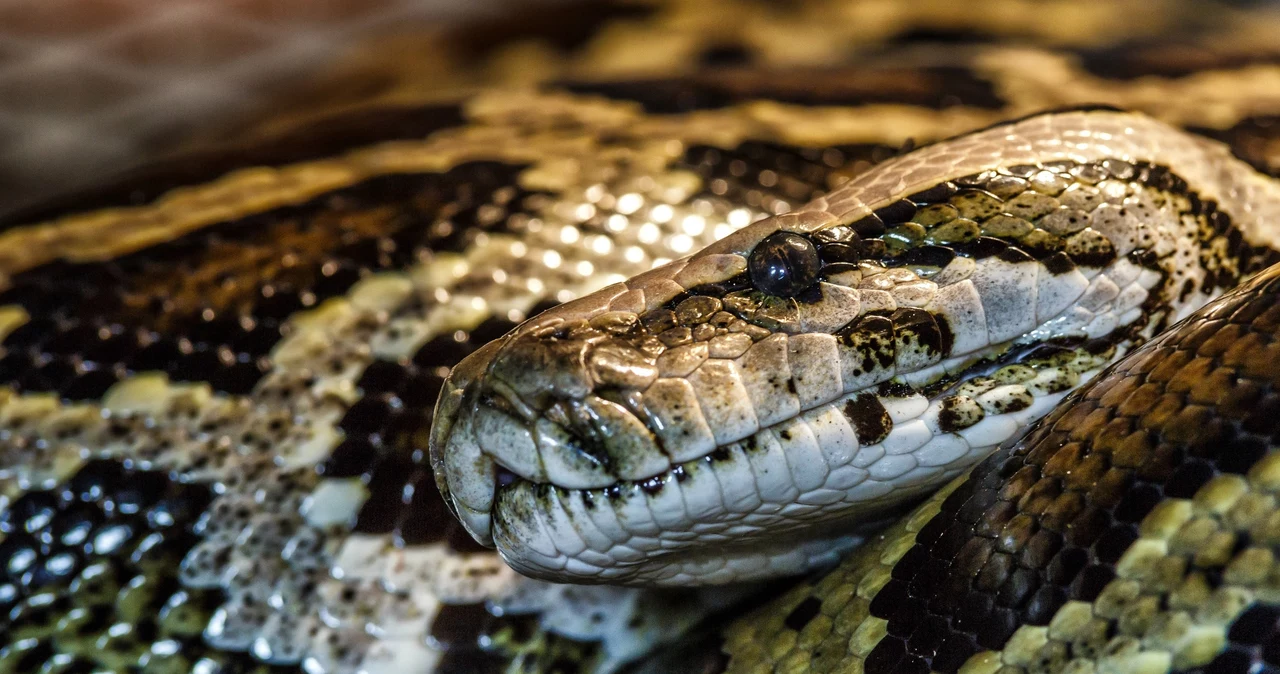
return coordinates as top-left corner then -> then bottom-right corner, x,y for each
0,163 -> 538,400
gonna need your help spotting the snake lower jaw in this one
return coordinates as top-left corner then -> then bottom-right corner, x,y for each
489,488 -> 876,587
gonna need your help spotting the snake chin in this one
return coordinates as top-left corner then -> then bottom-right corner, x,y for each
494,515 -> 872,587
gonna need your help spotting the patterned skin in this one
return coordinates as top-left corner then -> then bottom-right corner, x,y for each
432,111 -> 1280,586
700,254 -> 1280,674
1,2 -> 1280,673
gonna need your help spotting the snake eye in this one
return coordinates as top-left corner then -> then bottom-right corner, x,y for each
748,232 -> 820,297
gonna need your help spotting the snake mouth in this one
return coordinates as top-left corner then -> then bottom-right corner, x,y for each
433,316 -> 1116,585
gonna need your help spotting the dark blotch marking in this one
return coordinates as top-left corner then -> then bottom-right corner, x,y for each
1068,240 -> 1118,269
557,65 -> 1004,115
626,631 -> 733,674
892,307 -> 945,355
874,199 -> 918,225
450,0 -> 656,60
819,241 -> 863,265
907,182 -> 959,204
935,313 -> 955,357
842,394 -> 892,445
1190,114 -> 1280,177
641,309 -> 679,334
353,456 -> 418,535
784,596 -> 823,632
0,104 -> 469,229
860,238 -> 888,260
954,237 -> 1009,260
1041,251 -> 1077,276
893,245 -> 957,270
820,261 -> 861,278
1078,44 -> 1280,82
1,162 -> 536,399
430,603 -> 494,647
400,471 -> 485,552
1192,602 -> 1280,674
836,314 -> 896,370
851,214 -> 887,238
996,395 -> 1031,414
936,396 -> 977,433
995,247 -> 1035,265
698,44 -> 754,67
343,316 -> 522,545
707,446 -> 732,464
682,273 -> 753,301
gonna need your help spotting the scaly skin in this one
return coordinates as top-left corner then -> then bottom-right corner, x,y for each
1,3 -> 1280,672
698,253 -> 1280,674
432,110 -> 1280,587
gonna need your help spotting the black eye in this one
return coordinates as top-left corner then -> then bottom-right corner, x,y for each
748,232 -> 820,297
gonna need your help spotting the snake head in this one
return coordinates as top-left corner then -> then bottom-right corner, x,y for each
430,207 -> 897,584
430,109 -> 1275,586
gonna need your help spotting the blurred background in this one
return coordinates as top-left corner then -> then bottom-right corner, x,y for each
0,0 -> 584,217
0,0 -> 1277,220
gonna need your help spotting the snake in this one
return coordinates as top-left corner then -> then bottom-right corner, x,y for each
2,1 -> 1280,673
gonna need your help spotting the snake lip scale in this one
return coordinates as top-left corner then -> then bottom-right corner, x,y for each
431,108 -> 1280,589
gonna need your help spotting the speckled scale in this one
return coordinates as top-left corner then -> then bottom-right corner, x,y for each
0,461 -> 288,673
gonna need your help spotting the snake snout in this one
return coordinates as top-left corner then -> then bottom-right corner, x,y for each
429,338 -> 510,544
488,328 -> 595,405
431,319 -> 641,545
461,326 -> 670,478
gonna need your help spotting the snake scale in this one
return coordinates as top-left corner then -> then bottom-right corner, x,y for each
3,1 -> 1280,673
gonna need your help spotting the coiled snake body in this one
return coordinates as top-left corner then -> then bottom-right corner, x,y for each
2,3 -> 1280,673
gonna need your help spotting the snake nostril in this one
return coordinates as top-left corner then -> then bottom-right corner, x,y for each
490,332 -> 593,402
